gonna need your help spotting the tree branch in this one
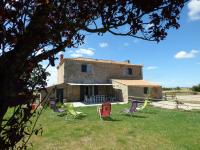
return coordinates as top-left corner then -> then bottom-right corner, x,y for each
108,29 -> 155,41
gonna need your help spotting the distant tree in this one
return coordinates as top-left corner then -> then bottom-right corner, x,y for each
0,0 -> 188,149
175,86 -> 181,90
29,64 -> 50,90
192,84 -> 200,92
163,87 -> 172,91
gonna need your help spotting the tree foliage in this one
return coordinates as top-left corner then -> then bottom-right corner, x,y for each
0,0 -> 188,149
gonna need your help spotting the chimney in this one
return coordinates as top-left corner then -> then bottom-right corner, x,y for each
60,54 -> 64,63
124,60 -> 130,64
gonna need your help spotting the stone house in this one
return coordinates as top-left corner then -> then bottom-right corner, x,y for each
40,56 -> 162,103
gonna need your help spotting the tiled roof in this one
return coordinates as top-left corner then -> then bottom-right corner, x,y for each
62,57 -> 143,66
112,79 -> 161,87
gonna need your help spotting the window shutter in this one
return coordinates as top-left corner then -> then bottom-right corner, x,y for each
87,64 -> 92,73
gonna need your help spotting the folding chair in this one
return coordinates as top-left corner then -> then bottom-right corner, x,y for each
97,102 -> 111,120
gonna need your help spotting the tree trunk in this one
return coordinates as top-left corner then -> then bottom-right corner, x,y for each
0,102 -> 8,129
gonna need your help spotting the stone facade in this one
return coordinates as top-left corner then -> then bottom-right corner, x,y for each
57,58 -> 143,84
40,57 -> 162,103
112,80 -> 128,102
57,62 -> 64,84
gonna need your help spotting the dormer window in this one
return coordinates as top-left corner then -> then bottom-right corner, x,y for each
128,68 -> 133,75
81,64 -> 92,73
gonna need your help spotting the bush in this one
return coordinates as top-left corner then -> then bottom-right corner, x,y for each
56,102 -> 63,108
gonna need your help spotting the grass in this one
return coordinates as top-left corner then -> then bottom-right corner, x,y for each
29,104 -> 200,150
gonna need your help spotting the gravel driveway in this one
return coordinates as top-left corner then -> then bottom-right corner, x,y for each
152,95 -> 200,110
176,95 -> 200,104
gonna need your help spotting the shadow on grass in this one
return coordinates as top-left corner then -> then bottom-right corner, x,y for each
122,114 -> 147,118
102,117 -> 122,121
57,112 -> 87,120
75,114 -> 87,120
138,111 -> 157,115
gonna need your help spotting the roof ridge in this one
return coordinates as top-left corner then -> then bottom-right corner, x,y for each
62,57 -> 143,66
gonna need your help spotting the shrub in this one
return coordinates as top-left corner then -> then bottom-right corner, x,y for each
56,102 -> 63,108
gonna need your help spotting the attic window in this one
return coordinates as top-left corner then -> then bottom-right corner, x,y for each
128,68 -> 133,75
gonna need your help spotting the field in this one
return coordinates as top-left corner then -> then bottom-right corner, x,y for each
29,104 -> 200,150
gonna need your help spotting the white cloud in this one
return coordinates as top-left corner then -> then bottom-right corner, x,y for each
146,66 -> 158,70
123,42 -> 129,46
70,53 -> 83,57
145,23 -> 154,30
133,39 -> 139,43
70,48 -> 95,58
174,49 -> 199,59
99,42 -> 108,48
188,0 -> 200,21
57,51 -> 63,56
46,66 -> 57,86
39,60 -> 58,86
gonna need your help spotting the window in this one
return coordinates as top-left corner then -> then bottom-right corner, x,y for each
144,87 -> 148,94
81,64 -> 87,72
81,64 -> 92,73
128,68 -> 133,75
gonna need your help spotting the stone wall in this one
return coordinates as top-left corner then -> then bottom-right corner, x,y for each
150,87 -> 162,99
65,85 -> 80,102
59,59 -> 142,84
128,86 -> 162,99
57,63 -> 65,84
112,80 -> 128,102
47,58 -> 163,102
128,87 -> 144,98
112,79 -> 162,101
40,83 -> 66,104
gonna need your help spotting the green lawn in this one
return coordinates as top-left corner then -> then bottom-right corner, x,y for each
30,104 -> 200,150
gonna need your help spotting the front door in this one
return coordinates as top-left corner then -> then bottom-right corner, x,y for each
56,88 -> 64,103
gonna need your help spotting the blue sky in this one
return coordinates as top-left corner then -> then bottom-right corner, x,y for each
46,0 -> 200,87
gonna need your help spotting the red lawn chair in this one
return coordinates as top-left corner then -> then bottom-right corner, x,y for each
98,102 -> 111,119
31,103 -> 38,110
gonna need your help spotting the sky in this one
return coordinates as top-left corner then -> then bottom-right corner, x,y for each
45,0 -> 200,88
